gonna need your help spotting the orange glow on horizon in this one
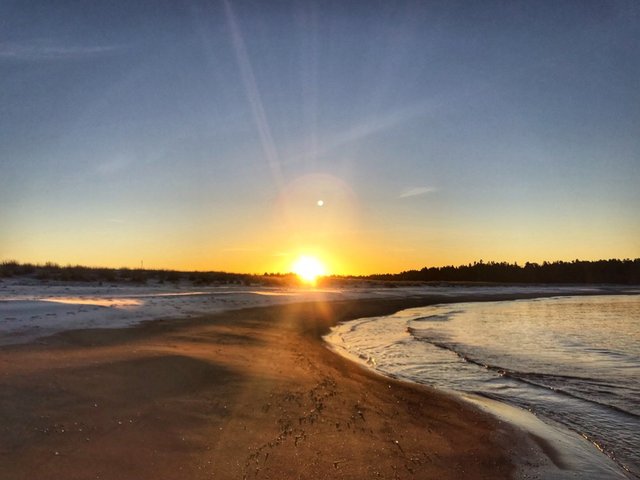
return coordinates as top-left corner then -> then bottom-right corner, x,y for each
291,255 -> 327,285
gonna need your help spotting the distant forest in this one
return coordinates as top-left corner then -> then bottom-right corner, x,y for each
0,261 -> 278,286
1,258 -> 639,285
368,259 -> 640,284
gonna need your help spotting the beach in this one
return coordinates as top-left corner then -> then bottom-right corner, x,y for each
2,284 -> 634,479
0,292 -> 561,480
326,295 -> 639,478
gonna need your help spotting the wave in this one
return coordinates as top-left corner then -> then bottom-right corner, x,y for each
407,327 -> 640,420
329,295 -> 640,479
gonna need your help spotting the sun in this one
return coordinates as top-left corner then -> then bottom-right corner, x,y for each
292,256 -> 327,285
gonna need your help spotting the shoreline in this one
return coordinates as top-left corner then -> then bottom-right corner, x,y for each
324,294 -> 636,480
0,291 -> 634,479
1,278 -> 629,346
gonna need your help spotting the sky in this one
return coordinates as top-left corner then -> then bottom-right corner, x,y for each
1,0 -> 639,275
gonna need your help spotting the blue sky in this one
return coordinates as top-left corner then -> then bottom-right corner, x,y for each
1,0 -> 639,273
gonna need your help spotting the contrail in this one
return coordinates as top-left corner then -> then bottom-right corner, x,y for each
222,0 -> 283,189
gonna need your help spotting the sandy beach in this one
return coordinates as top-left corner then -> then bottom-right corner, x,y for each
4,0 -> 638,476
0,293 -> 559,480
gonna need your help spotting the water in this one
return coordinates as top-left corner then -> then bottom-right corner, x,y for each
325,295 -> 640,478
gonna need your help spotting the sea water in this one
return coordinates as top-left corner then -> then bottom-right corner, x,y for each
325,295 -> 640,478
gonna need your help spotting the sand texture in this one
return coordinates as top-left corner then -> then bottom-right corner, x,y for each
0,298 -> 530,479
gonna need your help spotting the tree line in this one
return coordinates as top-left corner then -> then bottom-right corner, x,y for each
367,259 -> 640,284
2,258 -> 639,285
0,261 -> 297,286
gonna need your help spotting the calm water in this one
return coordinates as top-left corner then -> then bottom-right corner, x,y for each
325,295 -> 640,478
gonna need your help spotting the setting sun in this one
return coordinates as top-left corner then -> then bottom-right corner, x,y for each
291,256 -> 327,284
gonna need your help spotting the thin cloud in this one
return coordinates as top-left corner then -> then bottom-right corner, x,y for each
0,41 -> 121,61
284,101 -> 435,166
399,186 -> 437,198
95,155 -> 132,176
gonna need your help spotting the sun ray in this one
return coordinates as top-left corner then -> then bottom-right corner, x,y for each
292,255 -> 326,285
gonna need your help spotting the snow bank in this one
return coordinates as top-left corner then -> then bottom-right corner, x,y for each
0,278 -> 611,345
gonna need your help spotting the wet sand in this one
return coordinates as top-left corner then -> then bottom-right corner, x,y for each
0,295 -> 551,479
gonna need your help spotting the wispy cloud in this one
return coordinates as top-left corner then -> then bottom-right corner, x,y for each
95,155 -> 132,177
284,101 -> 435,166
399,186 -> 437,198
0,40 -> 121,61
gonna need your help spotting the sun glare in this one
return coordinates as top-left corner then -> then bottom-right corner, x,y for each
292,256 -> 326,285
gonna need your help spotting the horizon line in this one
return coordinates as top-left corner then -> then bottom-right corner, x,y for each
2,257 -> 639,279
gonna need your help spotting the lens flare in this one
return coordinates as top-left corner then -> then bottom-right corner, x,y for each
292,256 -> 326,284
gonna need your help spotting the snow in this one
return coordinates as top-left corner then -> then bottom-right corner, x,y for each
0,277 -> 614,346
